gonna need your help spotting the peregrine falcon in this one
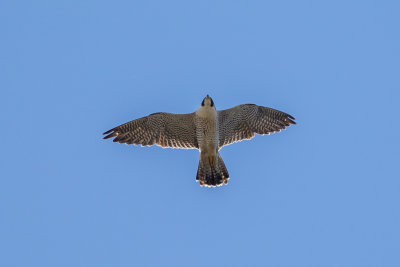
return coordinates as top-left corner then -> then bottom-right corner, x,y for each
103,95 -> 296,187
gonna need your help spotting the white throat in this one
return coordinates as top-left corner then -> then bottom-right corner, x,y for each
196,105 -> 217,118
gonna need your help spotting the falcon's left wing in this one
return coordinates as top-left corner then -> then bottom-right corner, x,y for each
218,104 -> 296,149
103,112 -> 198,149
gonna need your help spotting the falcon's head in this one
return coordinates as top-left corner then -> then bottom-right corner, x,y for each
201,95 -> 215,108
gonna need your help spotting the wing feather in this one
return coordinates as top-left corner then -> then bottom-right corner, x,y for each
218,104 -> 296,148
103,112 -> 198,149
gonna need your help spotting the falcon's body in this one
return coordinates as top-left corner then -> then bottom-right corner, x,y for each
194,97 -> 228,186
103,95 -> 296,187
195,97 -> 218,153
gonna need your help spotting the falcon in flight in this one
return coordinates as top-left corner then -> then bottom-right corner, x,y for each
103,95 -> 296,187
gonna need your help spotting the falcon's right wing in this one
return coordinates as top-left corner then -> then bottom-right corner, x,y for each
218,104 -> 296,149
103,112 -> 198,149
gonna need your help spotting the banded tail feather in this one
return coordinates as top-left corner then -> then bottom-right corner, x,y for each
196,152 -> 229,187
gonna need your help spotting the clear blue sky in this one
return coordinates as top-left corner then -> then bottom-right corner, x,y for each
1,0 -> 399,266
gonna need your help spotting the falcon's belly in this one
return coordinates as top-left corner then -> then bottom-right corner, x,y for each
195,107 -> 218,155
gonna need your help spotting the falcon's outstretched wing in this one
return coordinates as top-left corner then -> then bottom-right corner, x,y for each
218,104 -> 296,149
103,112 -> 198,149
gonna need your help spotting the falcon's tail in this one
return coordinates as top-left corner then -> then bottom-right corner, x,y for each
196,152 -> 229,187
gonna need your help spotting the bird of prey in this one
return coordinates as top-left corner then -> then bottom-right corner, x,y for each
103,95 -> 296,187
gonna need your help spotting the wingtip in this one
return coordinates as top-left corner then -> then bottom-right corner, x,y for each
103,128 -> 114,135
286,114 -> 296,125
103,131 -> 117,139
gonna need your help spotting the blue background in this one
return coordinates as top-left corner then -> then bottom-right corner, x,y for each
1,0 -> 399,266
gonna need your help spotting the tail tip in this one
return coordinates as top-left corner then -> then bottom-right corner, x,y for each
197,177 -> 229,188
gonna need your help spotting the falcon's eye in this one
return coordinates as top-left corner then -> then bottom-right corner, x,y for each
201,100 -> 205,106
210,99 -> 214,107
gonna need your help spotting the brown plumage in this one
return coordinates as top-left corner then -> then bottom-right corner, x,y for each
218,104 -> 296,148
103,112 -> 198,149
